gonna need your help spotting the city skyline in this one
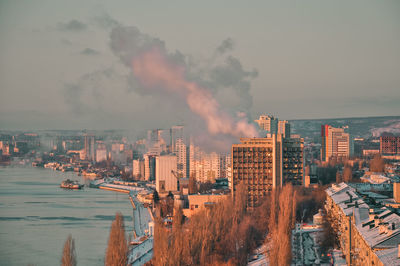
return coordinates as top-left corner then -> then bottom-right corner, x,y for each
1,0 -> 400,132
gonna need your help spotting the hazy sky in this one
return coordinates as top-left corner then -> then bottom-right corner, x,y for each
0,0 -> 399,131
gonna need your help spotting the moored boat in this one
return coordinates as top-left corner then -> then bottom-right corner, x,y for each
60,179 -> 83,189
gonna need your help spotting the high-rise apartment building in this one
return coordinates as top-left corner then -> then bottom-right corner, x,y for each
175,138 -> 187,178
171,125 -> 184,153
189,138 -> 227,182
132,159 -> 140,179
278,120 -> 291,138
232,136 -> 280,208
84,134 -> 95,162
380,135 -> 400,155
282,136 -> 304,186
96,143 -> 107,162
146,129 -> 166,155
202,152 -> 221,181
255,115 -> 278,134
189,139 -> 202,180
321,125 -> 351,162
231,134 -> 304,208
143,154 -> 156,181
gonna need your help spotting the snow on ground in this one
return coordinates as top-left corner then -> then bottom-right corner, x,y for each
130,192 -> 153,237
128,191 -> 153,265
100,183 -> 146,192
128,238 -> 153,265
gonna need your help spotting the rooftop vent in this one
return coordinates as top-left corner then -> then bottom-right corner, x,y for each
369,224 -> 374,229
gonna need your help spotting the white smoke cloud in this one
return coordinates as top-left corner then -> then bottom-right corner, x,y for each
109,25 -> 259,142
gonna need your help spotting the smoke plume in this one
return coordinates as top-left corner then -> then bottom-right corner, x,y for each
110,25 -> 259,140
132,47 -> 258,137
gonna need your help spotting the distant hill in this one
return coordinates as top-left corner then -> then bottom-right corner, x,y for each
289,116 -> 400,141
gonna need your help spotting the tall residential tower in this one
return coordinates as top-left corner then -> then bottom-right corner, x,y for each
231,134 -> 303,208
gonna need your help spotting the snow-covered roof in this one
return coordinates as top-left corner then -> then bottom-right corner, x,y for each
326,183 -> 369,216
326,182 -> 351,197
349,182 -> 393,192
360,173 -> 391,184
359,191 -> 389,199
356,208 -> 400,249
374,246 -> 400,266
353,207 -> 369,226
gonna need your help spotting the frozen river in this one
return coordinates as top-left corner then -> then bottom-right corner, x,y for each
0,166 -> 134,266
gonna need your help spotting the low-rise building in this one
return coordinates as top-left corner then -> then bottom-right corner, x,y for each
325,183 -> 400,265
182,194 -> 228,217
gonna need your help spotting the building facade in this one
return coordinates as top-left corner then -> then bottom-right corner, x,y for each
321,125 -> 351,162
84,134 -> 95,162
232,136 -> 279,208
175,138 -> 187,178
155,155 -> 178,193
170,125 -> 184,153
380,135 -> 400,155
325,183 -> 400,266
255,115 -> 278,134
278,120 -> 291,138
231,134 -> 304,208
283,137 -> 304,186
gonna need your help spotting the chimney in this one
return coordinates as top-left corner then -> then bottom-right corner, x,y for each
374,216 -> 380,227
349,194 -> 353,203
398,244 -> 400,258
369,209 -> 375,221
394,183 -> 400,203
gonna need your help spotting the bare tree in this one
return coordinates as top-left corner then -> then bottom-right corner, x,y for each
370,154 -> 385,172
189,174 -> 197,194
105,212 -> 127,266
153,218 -> 170,266
61,235 -> 76,266
151,181 -> 266,266
267,184 -> 295,266
343,166 -> 353,182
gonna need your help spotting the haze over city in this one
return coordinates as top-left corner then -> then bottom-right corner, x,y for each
1,0 -> 399,132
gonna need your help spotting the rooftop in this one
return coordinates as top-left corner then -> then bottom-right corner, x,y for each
374,246 -> 400,266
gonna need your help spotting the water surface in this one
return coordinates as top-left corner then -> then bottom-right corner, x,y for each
0,166 -> 133,266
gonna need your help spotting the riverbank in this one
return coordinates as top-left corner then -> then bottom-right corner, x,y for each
91,181 -> 154,265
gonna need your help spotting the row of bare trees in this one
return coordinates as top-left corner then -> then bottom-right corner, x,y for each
151,183 -> 308,266
61,212 -> 127,266
151,183 -> 262,265
267,184 -> 297,265
61,184 -> 326,266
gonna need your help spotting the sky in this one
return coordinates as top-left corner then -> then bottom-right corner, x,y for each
0,0 -> 399,132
